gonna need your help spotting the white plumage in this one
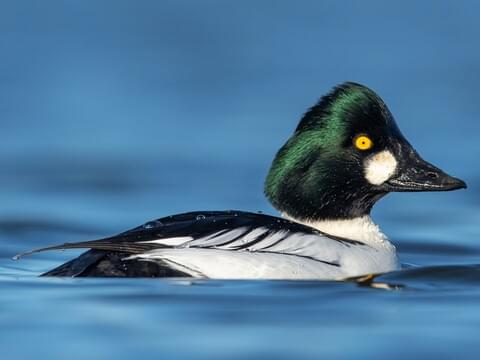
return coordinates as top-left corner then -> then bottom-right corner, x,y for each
126,216 -> 399,280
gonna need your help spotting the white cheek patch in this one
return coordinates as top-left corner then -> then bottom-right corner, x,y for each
364,150 -> 398,185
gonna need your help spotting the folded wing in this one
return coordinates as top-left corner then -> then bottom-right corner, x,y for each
15,211 -> 366,279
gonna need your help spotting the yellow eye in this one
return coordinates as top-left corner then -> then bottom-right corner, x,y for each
354,135 -> 373,151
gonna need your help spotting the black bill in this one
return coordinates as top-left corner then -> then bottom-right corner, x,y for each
383,149 -> 466,192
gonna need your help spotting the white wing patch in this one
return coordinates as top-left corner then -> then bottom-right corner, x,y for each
364,150 -> 397,185
140,236 -> 193,246
210,227 -> 271,249
187,227 -> 251,248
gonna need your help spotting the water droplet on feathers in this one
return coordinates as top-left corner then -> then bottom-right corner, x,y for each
144,221 -> 163,229
196,214 -> 206,220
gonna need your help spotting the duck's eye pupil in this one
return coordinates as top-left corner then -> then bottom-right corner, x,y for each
354,135 -> 373,151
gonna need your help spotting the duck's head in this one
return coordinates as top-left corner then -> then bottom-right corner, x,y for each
265,82 -> 466,221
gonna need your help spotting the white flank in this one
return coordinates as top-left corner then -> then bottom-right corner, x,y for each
128,215 -> 400,280
364,150 -> 397,185
129,213 -> 402,280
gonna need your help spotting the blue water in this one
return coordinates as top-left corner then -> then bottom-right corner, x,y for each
1,1 -> 480,358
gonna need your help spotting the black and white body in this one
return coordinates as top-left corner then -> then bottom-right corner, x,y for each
24,211 -> 398,279
15,82 -> 466,279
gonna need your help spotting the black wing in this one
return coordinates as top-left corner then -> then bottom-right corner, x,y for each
16,210 -> 336,258
15,211 -> 362,277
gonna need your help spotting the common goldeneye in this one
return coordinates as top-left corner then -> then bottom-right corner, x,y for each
15,82 -> 466,279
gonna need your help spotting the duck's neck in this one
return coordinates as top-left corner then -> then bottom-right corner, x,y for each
283,213 -> 389,246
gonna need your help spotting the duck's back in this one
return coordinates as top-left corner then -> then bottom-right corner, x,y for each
30,211 -> 394,279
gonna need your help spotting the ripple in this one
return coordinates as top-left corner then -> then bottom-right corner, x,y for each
375,264 -> 480,289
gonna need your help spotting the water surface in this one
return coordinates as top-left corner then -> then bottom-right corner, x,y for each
1,1 -> 479,359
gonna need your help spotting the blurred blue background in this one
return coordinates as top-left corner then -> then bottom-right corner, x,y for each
1,1 -> 479,359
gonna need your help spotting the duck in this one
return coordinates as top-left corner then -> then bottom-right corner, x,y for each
15,82 -> 466,280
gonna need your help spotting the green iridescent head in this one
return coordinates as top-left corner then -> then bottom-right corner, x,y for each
264,82 -> 465,221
